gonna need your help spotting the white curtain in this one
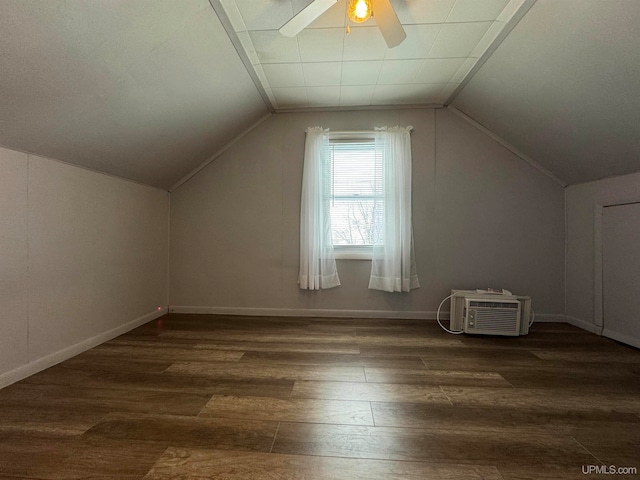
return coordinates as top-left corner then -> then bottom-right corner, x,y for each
369,126 -> 420,292
298,127 -> 340,289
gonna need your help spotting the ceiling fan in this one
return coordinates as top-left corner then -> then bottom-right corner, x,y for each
279,0 -> 406,48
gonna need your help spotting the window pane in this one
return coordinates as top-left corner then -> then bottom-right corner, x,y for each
328,139 -> 383,246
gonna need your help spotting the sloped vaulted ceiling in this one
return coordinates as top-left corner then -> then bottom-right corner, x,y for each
452,0 -> 640,185
0,0 -> 268,189
1,0 -> 639,188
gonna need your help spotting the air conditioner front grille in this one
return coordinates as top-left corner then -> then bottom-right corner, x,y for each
474,308 -> 519,333
464,297 -> 522,336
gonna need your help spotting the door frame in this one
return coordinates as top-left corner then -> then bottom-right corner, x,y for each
594,200 -> 640,348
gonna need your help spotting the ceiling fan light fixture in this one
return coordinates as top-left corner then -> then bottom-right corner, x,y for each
347,0 -> 372,23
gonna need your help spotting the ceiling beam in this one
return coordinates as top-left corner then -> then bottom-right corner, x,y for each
444,0 -> 537,106
208,0 -> 275,112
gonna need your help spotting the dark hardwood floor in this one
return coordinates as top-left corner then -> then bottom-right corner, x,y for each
1,314 -> 639,479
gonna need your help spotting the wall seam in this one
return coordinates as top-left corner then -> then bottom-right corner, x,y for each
167,191 -> 171,308
26,155 -> 31,359
446,105 -> 567,187
564,186 -> 568,320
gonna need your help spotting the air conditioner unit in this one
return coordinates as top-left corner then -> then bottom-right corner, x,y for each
449,290 -> 531,336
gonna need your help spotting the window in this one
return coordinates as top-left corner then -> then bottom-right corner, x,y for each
299,125 -> 418,291
328,135 -> 382,259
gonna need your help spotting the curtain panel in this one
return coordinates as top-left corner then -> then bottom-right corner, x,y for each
369,126 -> 420,292
298,127 -> 341,290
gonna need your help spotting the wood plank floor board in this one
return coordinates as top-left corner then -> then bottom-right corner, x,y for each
76,371 -> 295,398
460,333 -> 632,351
166,361 -> 367,382
239,351 -> 426,368
355,335 -> 464,347
354,325 -> 445,336
497,367 -> 640,393
143,447 -> 504,480
0,404 -> 106,436
83,412 -> 279,452
364,367 -> 513,387
291,380 -> 452,403
271,422 -> 598,468
0,432 -> 77,478
0,383 -> 211,416
194,340 -> 361,354
163,331 -> 358,344
40,438 -> 169,480
532,350 -> 640,363
370,401 -> 640,434
1,314 -> 639,479
18,364 -> 94,387
84,344 -> 244,362
59,354 -> 175,374
441,386 -> 640,414
199,395 -> 375,425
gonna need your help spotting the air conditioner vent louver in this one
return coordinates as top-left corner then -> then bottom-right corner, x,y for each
474,308 -> 520,332
469,301 -> 519,309
462,296 -> 522,336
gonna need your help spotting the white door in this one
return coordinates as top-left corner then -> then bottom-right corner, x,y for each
602,202 -> 640,348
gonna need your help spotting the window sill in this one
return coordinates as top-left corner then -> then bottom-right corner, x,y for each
334,247 -> 372,261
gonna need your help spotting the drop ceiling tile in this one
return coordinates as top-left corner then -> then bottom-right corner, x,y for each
249,30 -> 301,64
292,0 -> 315,15
392,0 -> 457,24
447,0 -> 510,22
306,0 -> 348,28
384,24 -> 442,60
414,58 -> 465,84
306,86 -> 341,106
272,86 -> 308,109
302,62 -> 342,86
235,0 -> 293,31
372,83 -> 446,105
343,26 -> 388,61
341,61 -> 383,85
340,85 -> 375,106
263,63 -> 305,87
378,59 -> 424,85
298,28 -> 344,62
428,22 -> 492,58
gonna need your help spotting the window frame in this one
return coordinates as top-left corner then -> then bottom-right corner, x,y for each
327,131 -> 381,261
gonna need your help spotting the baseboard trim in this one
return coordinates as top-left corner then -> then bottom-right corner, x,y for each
533,314 -> 567,323
170,305 -> 440,320
169,305 -> 568,323
566,315 -> 602,334
0,307 -> 167,389
601,328 -> 640,349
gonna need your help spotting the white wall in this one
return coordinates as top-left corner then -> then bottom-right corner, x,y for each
170,108 -> 565,318
0,146 -> 169,387
565,171 -> 640,332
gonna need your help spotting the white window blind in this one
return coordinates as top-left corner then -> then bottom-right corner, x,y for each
328,138 -> 383,246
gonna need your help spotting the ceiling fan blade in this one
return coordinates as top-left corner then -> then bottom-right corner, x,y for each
373,0 -> 406,48
279,0 -> 338,37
